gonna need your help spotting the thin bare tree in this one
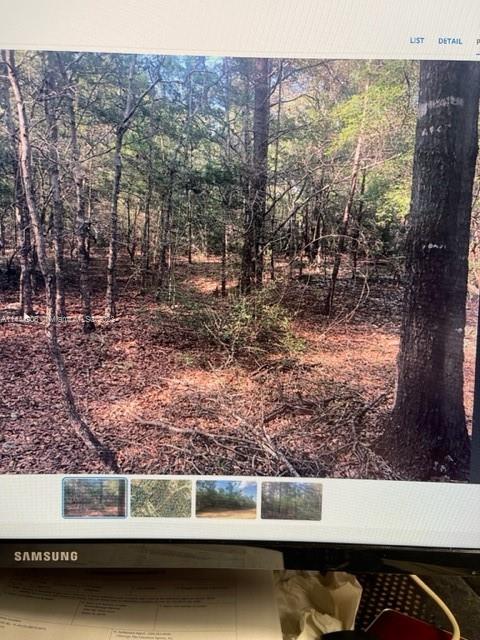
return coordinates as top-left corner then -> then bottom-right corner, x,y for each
3,49 -> 117,471
56,53 -> 96,333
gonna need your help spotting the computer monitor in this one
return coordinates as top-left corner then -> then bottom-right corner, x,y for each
1,0 -> 480,573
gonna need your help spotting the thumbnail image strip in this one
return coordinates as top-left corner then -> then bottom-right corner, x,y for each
63,477 -> 127,518
261,481 -> 322,521
130,479 -> 192,517
196,480 -> 257,519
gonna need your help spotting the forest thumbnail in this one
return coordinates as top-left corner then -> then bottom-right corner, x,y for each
63,478 -> 126,518
261,482 -> 322,521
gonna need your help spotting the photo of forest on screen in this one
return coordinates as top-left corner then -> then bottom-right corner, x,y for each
1,51 -> 479,482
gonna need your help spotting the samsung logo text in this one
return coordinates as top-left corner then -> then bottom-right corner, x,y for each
14,551 -> 79,562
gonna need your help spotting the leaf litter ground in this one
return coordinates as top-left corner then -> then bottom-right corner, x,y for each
1,258 -> 476,481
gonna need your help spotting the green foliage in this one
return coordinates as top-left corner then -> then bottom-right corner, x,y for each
331,82 -> 405,152
1,51 -> 424,322
204,294 -> 293,356
360,154 -> 413,255
162,286 -> 305,359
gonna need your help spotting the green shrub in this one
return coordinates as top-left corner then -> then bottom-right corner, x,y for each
199,290 -> 304,358
154,286 -> 305,360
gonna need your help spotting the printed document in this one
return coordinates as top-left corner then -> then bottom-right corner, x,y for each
0,569 -> 282,639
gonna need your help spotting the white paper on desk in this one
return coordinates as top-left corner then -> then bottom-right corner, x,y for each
0,569 -> 282,640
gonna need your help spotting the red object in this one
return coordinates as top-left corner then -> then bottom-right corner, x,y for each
367,610 -> 457,640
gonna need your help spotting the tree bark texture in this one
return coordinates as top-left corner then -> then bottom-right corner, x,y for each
56,53 -> 95,332
105,56 -> 136,319
43,52 -> 66,318
4,49 -> 117,472
2,78 -> 33,317
240,57 -> 270,293
393,60 -> 480,478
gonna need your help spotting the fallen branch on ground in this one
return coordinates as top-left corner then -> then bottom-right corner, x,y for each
131,413 -> 300,477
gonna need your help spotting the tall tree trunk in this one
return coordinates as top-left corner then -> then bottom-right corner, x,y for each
270,60 -> 283,281
300,204 -> 309,277
186,61 -> 194,266
310,174 -> 328,267
141,165 -> 153,286
240,59 -> 253,291
86,171 -> 94,260
126,195 -> 139,263
56,53 -> 95,333
310,188 -> 327,267
2,79 -> 33,317
157,168 -> 174,290
3,49 -> 117,472
240,57 -> 270,293
0,215 -> 4,256
288,211 -> 296,278
152,206 -> 162,268
187,198 -> 193,265
311,203 -> 323,265
351,167 -> 367,281
393,61 -> 480,479
105,56 -> 136,319
43,52 -> 66,318
126,193 -> 132,255
105,134 -> 125,317
15,177 -> 34,316
220,215 -> 228,297
221,57 -> 232,297
323,84 -> 368,316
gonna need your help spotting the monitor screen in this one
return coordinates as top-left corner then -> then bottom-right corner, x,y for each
1,0 -> 480,559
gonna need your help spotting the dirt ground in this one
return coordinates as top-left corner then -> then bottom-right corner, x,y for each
0,256 -> 477,481
63,505 -> 125,518
196,508 -> 257,519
